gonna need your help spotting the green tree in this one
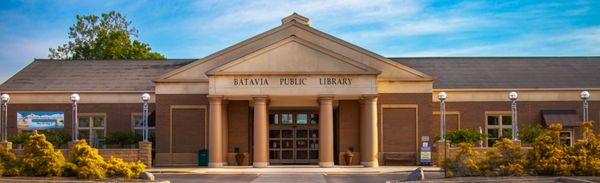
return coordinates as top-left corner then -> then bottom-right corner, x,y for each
49,11 -> 165,60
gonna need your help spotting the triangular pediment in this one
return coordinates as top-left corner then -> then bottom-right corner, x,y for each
155,13 -> 433,82
207,37 -> 380,75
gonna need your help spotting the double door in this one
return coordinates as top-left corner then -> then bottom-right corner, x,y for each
268,111 -> 319,164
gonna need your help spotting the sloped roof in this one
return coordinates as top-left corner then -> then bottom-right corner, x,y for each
391,57 -> 600,89
3,57 -> 600,92
0,59 -> 195,92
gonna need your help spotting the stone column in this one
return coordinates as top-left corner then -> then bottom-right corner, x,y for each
360,95 -> 379,167
222,100 -> 229,166
318,96 -> 334,167
208,96 -> 224,168
253,96 -> 269,168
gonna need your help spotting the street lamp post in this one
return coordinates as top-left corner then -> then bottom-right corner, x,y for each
581,91 -> 590,122
438,92 -> 447,177
1,94 -> 10,143
70,93 -> 80,142
141,93 -> 150,142
509,91 -> 519,141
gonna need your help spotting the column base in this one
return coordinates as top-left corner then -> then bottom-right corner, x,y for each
319,162 -> 334,168
253,162 -> 269,168
223,162 -> 228,166
208,162 -> 225,168
361,161 -> 379,167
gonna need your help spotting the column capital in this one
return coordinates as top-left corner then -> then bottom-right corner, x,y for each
360,94 -> 378,103
252,95 -> 269,101
318,95 -> 334,103
207,95 -> 224,102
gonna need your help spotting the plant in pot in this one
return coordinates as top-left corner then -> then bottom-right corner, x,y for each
234,147 -> 245,166
343,147 -> 354,165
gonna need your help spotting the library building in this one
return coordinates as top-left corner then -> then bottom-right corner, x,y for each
1,13 -> 600,167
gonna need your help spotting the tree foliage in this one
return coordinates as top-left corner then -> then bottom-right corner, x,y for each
0,145 -> 20,176
49,11 -> 164,60
570,121 -> 600,176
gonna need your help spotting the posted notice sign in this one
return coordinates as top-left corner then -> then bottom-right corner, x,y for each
17,111 -> 64,130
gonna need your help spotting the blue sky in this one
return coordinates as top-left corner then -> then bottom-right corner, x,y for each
1,0 -> 599,83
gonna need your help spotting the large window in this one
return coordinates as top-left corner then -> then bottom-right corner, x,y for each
78,114 -> 106,148
132,113 -> 156,142
560,131 -> 573,146
486,113 -> 512,146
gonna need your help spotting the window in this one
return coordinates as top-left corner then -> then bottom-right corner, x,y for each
486,113 -> 512,146
78,114 -> 106,148
296,113 -> 308,125
281,113 -> 293,125
560,131 -> 573,146
132,113 -> 156,142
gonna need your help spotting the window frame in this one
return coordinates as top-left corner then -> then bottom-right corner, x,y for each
485,111 -> 513,147
131,113 -> 156,140
559,130 -> 574,146
78,113 -> 107,148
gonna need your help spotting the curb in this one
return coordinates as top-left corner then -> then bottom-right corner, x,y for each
558,177 -> 595,183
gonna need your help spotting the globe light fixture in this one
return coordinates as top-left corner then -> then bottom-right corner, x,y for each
1,94 -> 9,143
509,91 -> 518,141
581,91 -> 590,123
70,93 -> 80,142
141,93 -> 150,142
437,92 -> 447,178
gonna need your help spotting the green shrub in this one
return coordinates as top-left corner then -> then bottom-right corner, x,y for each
479,138 -> 525,176
518,124 -> 546,144
105,131 -> 141,148
41,129 -> 71,148
9,130 -> 71,148
20,131 -> 66,176
0,145 -> 21,176
68,140 -> 107,179
442,143 -> 481,177
527,123 -> 574,176
106,157 -> 146,178
8,131 -> 31,146
437,129 -> 485,146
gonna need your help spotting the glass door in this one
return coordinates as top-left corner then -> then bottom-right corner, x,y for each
269,111 -> 319,164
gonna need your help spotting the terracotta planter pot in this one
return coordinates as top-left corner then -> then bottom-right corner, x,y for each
343,155 -> 353,165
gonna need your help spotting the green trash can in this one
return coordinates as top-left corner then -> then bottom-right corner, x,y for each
198,149 -> 208,166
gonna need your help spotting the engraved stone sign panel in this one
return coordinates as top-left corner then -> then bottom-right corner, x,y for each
209,75 -> 377,96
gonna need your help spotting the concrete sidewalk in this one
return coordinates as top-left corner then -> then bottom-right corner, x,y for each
148,165 -> 441,174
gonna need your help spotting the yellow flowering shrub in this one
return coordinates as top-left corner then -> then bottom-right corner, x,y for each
527,123 -> 574,176
106,157 -> 146,178
68,140 -> 107,179
479,138 -> 525,176
442,143 -> 481,177
570,121 -> 600,176
0,145 -> 20,176
20,132 -> 66,176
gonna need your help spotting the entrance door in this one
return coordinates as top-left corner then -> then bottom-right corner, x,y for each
269,111 -> 319,164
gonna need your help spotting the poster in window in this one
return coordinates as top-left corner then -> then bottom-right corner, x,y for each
17,111 -> 65,130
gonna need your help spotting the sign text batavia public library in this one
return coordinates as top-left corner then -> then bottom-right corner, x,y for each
233,77 -> 353,86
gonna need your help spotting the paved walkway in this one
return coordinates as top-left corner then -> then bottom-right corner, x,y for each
148,165 -> 441,174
